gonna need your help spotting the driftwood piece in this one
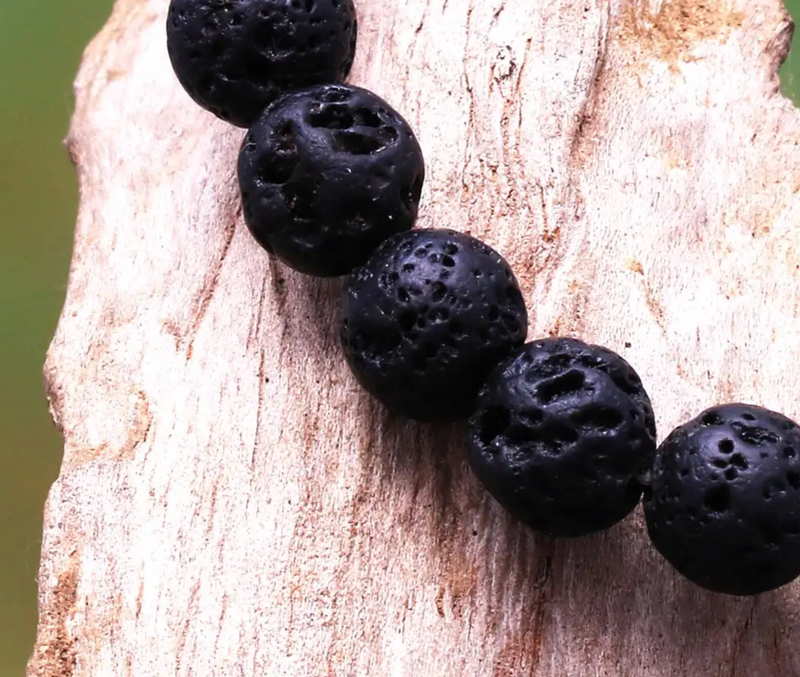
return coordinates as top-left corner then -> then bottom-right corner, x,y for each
28,0 -> 800,674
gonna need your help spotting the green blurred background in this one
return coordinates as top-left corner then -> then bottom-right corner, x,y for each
1,1 -> 799,675
1,2 -> 113,675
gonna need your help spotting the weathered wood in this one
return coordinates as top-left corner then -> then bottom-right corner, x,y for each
28,0 -> 800,675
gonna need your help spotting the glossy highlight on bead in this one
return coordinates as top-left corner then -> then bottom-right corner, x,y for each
644,403 -> 800,596
167,0 -> 357,127
468,338 -> 657,537
340,229 -> 528,421
238,84 -> 425,276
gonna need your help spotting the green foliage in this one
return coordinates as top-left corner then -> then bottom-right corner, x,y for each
1,2 -> 799,676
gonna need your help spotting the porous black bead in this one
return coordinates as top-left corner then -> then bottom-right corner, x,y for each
166,0 -> 357,127
644,403 -> 800,596
468,338 -> 656,537
238,84 -> 425,276
340,229 -> 528,421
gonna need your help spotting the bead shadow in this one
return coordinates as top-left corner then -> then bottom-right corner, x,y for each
262,257 -> 800,676
370,409 -> 562,657
265,255 -> 344,354
366,407 -> 467,521
263,252 -> 461,505
549,513 -> 800,676
662,563 -> 800,676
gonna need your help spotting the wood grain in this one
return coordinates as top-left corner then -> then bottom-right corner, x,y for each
28,0 -> 800,675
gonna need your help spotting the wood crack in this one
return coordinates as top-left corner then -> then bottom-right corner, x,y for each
185,216 -> 237,360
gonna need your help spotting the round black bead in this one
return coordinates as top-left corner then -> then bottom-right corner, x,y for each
238,84 -> 425,276
166,0 -> 357,127
468,338 -> 656,537
340,229 -> 528,421
644,403 -> 800,596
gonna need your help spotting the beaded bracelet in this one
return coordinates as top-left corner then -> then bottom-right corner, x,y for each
166,0 -> 800,598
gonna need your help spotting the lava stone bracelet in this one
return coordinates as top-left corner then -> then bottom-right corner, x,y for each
166,0 -> 800,597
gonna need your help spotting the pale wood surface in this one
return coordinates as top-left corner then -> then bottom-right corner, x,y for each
27,0 -> 800,675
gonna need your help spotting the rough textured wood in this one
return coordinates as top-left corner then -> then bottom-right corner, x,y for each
28,0 -> 800,675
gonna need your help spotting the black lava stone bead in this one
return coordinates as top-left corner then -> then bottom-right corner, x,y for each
341,229 -> 528,421
166,0 -> 357,127
644,403 -> 800,596
238,84 -> 425,276
468,338 -> 657,537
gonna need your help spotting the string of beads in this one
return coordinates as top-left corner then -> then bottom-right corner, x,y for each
167,0 -> 800,597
